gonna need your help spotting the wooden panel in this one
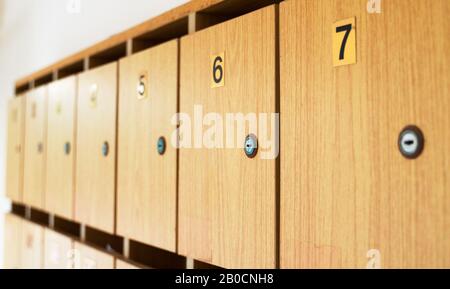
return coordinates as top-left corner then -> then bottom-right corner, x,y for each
76,63 -> 117,234
74,242 -> 114,269
280,0 -> 450,268
46,76 -> 77,220
23,86 -> 48,210
21,220 -> 44,269
117,40 -> 178,252
3,214 -> 23,269
44,229 -> 73,269
14,0 -> 276,89
6,96 -> 25,203
179,6 -> 277,268
115,259 -> 140,269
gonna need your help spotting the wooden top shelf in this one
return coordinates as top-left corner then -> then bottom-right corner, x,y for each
15,0 -> 278,92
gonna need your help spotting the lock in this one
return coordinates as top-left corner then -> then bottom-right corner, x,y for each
137,73 -> 147,100
157,137 -> 166,155
398,125 -> 424,159
64,142 -> 71,155
37,142 -> 43,154
102,141 -> 109,157
244,134 -> 258,158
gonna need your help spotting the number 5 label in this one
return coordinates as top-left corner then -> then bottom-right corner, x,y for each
332,18 -> 356,67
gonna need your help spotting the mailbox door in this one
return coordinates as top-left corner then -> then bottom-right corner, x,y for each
3,214 -> 23,269
44,229 -> 73,269
117,40 -> 178,252
21,221 -> 44,269
280,0 -> 450,268
46,76 -> 77,220
23,86 -> 47,210
6,96 -> 25,203
74,242 -> 114,269
76,63 -> 117,234
179,6 -> 277,268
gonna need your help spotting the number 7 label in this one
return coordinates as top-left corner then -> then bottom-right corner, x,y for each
332,17 -> 356,67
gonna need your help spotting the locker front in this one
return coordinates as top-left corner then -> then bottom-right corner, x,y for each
280,0 -> 450,268
23,86 -> 48,210
3,214 -> 23,269
46,76 -> 77,220
6,96 -> 25,203
117,40 -> 178,252
44,229 -> 73,269
21,220 -> 44,269
76,63 -> 117,234
179,5 -> 277,268
73,242 -> 114,269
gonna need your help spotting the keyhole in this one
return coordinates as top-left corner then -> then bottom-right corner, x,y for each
398,126 -> 424,159
244,134 -> 258,158
157,137 -> 166,155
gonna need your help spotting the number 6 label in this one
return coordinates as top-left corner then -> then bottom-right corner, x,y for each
332,18 -> 356,67
211,52 -> 225,88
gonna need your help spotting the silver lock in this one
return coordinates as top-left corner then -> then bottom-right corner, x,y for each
244,134 -> 258,158
64,142 -> 71,155
37,142 -> 43,154
157,137 -> 166,155
102,141 -> 109,157
398,125 -> 424,159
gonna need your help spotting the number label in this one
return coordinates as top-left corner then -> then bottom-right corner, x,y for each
137,72 -> 148,100
89,83 -> 98,108
332,18 -> 356,67
211,52 -> 225,88
56,101 -> 62,114
11,109 -> 18,122
31,102 -> 37,118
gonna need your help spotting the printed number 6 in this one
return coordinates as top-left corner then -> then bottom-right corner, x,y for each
213,56 -> 224,84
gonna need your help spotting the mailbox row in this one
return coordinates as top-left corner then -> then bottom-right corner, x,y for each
5,2 -> 449,268
4,214 -> 137,269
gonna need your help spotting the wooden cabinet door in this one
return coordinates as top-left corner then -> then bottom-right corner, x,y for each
3,214 -> 23,269
46,76 -> 77,220
76,63 -> 117,234
117,40 -> 178,252
21,220 -> 44,269
6,96 -> 25,203
280,0 -> 450,268
74,242 -> 114,269
179,5 -> 277,268
44,229 -> 73,269
23,86 -> 47,210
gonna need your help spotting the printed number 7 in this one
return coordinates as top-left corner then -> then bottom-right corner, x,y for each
336,24 -> 352,60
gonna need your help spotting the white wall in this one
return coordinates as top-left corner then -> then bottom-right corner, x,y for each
0,0 -> 188,268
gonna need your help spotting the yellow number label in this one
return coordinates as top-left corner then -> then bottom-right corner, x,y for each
137,72 -> 148,100
56,101 -> 62,114
211,52 -> 225,88
89,83 -> 98,108
332,18 -> 356,67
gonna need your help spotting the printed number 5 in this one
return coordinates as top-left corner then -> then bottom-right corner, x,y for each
211,53 -> 225,88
